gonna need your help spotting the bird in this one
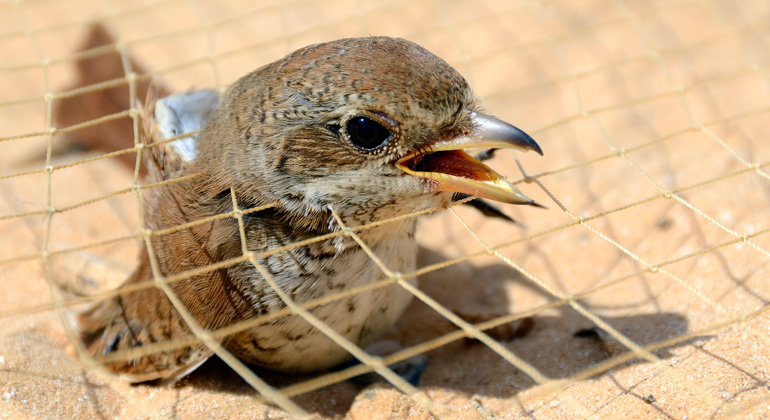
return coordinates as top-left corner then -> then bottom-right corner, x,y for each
71,36 -> 543,384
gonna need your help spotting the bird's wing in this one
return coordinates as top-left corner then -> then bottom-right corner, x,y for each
154,90 -> 220,161
139,90 -> 220,181
66,92 -> 224,384
69,249 -> 215,384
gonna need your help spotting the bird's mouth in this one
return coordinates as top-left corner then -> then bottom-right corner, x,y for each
395,113 -> 543,205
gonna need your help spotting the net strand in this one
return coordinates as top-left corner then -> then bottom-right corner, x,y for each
2,1 -> 768,418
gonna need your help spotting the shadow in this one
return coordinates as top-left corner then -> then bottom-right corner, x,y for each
50,23 -> 168,171
176,245 -> 691,417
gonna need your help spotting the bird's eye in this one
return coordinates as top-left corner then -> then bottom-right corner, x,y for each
346,116 -> 391,151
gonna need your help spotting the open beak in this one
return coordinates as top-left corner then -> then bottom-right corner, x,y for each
395,112 -> 542,205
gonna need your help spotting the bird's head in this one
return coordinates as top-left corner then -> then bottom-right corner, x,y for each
195,37 -> 542,226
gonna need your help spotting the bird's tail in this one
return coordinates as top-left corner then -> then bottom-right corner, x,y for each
68,276 -> 213,384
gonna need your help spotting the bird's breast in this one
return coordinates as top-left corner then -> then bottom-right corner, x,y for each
225,216 -> 418,372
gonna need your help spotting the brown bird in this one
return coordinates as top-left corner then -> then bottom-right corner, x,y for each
72,36 -> 543,384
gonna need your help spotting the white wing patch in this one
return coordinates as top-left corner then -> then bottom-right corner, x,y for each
154,90 -> 220,162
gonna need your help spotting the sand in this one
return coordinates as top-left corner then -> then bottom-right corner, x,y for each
1,0 -> 769,419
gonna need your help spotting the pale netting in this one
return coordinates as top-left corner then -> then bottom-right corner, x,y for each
1,0 -> 769,419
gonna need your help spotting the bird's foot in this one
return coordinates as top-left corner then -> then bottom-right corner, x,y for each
334,340 -> 429,387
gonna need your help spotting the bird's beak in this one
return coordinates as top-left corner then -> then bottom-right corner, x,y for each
395,112 -> 542,205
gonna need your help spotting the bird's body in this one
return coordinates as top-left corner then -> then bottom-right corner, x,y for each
73,36 -> 542,383
232,209 -> 419,371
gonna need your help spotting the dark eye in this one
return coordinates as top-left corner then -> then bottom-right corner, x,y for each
346,116 -> 391,150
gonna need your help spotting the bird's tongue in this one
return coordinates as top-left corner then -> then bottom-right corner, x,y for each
400,150 -> 534,205
413,150 -> 498,181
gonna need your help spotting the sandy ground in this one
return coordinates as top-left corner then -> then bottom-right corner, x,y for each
1,0 -> 770,419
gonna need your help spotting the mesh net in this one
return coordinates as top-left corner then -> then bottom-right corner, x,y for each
1,0 -> 769,419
